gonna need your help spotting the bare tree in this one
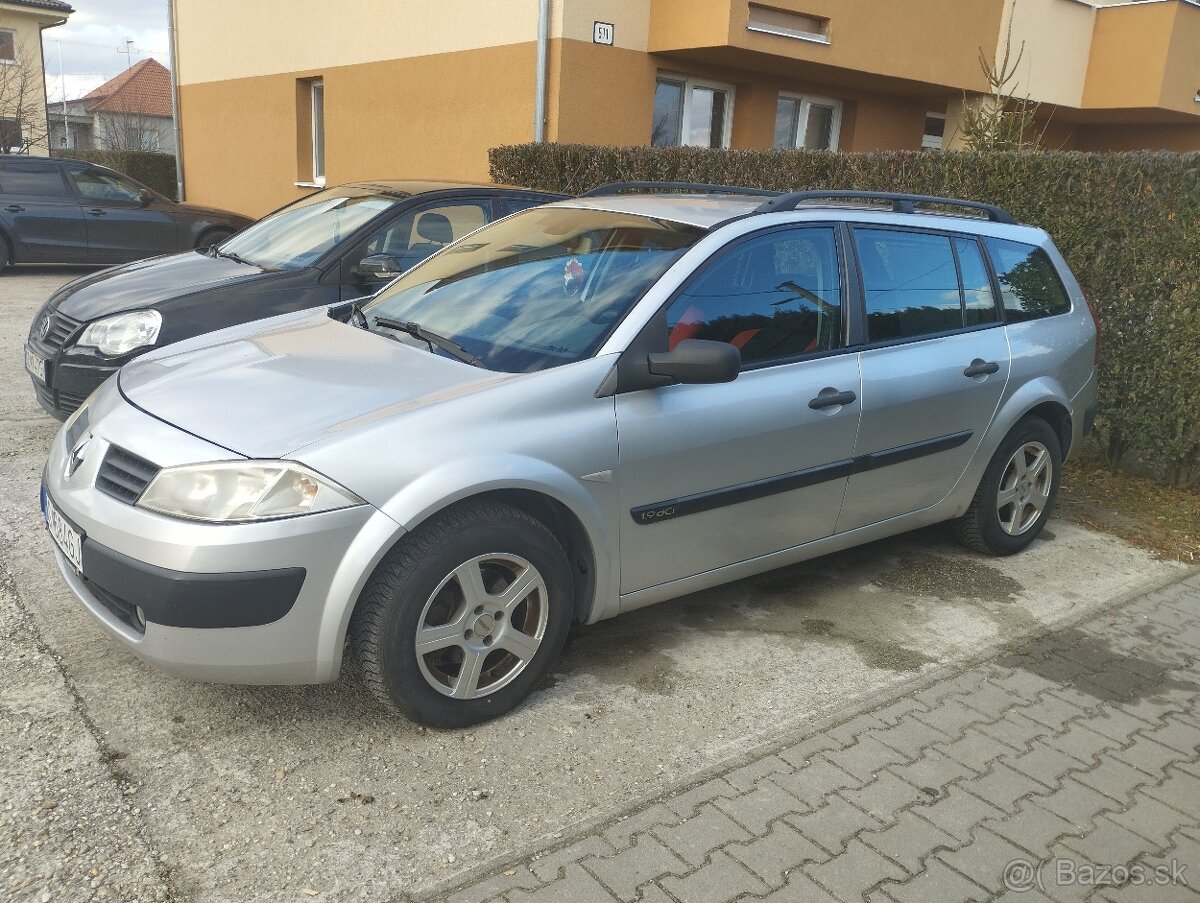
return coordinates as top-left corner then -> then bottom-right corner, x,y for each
0,18 -> 51,153
957,1 -> 1041,152
95,99 -> 164,152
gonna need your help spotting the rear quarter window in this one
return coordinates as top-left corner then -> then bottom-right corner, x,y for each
983,237 -> 1071,323
0,164 -> 69,198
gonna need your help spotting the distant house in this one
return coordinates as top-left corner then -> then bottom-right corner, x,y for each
0,0 -> 73,155
49,58 -> 176,154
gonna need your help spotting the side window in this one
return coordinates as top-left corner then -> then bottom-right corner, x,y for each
983,237 -> 1071,323
665,226 -> 842,367
854,228 -> 961,341
956,238 -> 999,326
0,165 -> 68,198
363,202 -> 489,271
499,196 -> 549,218
69,168 -> 142,204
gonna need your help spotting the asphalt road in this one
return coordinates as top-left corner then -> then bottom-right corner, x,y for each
0,267 -> 1183,903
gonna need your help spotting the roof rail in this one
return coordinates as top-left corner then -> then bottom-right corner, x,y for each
754,190 -> 1018,224
582,181 -> 781,199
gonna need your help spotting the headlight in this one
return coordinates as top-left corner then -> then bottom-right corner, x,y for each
136,461 -> 364,523
76,310 -> 162,357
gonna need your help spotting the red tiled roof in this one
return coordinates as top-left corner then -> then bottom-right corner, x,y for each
84,58 -> 173,118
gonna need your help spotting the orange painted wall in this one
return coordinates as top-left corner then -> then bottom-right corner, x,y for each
180,43 -> 537,217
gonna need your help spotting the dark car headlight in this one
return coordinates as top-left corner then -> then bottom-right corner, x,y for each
75,310 -> 162,357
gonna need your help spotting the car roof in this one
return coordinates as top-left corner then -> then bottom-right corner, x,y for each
548,193 -> 1043,238
341,179 -> 566,198
551,194 -> 766,228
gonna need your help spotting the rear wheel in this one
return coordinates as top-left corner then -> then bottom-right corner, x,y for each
951,417 -> 1062,556
349,501 -> 573,727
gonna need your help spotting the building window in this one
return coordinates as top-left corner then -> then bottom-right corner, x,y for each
922,113 -> 946,150
0,30 -> 15,64
652,75 -> 734,149
0,117 -> 22,153
310,79 -> 325,184
773,94 -> 841,151
747,5 -> 829,43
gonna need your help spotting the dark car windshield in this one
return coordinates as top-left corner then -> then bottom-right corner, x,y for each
363,207 -> 704,372
218,187 -> 406,271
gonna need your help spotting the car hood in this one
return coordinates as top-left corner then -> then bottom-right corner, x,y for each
49,251 -> 273,320
118,312 -> 512,458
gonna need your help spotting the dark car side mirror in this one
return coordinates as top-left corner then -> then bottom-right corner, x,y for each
356,253 -> 403,280
137,188 -> 154,208
647,339 -> 740,385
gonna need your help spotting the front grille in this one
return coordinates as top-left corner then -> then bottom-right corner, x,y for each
96,446 -> 160,504
30,310 -> 83,351
57,389 -> 88,415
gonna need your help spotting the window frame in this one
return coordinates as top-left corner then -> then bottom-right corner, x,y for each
0,29 -> 16,65
652,73 -> 736,150
774,92 -> 843,151
921,112 -> 946,151
310,79 -> 326,187
653,221 -> 856,373
846,222 -> 1007,351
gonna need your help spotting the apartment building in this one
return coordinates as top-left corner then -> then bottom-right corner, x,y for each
173,0 -> 1200,216
0,0 -> 72,155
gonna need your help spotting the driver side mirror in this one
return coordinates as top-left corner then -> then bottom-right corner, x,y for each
355,253 -> 403,280
647,339 -> 740,385
137,188 -> 154,208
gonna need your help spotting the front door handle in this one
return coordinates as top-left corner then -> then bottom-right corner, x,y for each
963,359 -> 1000,378
5,205 -> 24,213
87,208 -> 107,217
808,387 -> 857,410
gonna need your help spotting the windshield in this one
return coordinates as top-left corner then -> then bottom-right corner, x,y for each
218,187 -> 405,271
363,207 -> 704,372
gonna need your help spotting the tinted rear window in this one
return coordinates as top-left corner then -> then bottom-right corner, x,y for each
0,164 -> 68,198
984,238 -> 1071,323
855,228 -> 963,341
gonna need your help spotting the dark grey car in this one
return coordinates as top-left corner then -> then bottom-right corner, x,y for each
25,180 -> 565,418
0,156 -> 251,269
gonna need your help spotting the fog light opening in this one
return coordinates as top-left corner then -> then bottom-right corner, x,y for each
134,606 -> 147,629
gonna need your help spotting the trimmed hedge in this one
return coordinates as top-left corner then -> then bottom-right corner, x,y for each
491,144 -> 1200,487
52,149 -> 178,200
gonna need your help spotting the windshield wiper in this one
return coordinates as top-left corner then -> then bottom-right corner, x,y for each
374,317 -> 482,367
218,249 -> 253,267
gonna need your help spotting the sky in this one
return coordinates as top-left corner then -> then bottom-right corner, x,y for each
42,0 -> 170,102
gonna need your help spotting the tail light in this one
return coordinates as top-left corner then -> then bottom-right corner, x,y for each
1082,290 -> 1101,364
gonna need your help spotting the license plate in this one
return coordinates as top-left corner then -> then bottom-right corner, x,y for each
24,346 -> 47,384
45,497 -> 84,574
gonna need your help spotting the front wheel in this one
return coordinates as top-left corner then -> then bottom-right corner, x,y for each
195,228 -> 234,251
349,501 -> 573,728
951,417 -> 1062,556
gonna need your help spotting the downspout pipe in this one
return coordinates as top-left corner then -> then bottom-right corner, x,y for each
166,0 -> 185,200
534,0 -> 549,142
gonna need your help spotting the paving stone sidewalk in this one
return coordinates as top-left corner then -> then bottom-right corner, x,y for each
436,572 -> 1200,903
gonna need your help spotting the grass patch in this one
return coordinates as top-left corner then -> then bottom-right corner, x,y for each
1058,458 -> 1199,563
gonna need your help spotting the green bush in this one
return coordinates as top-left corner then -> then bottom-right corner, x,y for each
53,149 -> 178,201
491,144 -> 1200,487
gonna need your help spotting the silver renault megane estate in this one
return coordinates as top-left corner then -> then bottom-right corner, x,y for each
41,186 -> 1099,727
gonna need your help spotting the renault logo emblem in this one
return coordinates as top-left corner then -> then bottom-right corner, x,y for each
38,316 -> 52,341
66,436 -> 91,478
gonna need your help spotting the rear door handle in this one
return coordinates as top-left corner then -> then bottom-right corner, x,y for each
963,359 -> 1000,378
4,205 -> 24,213
87,208 -> 107,217
808,387 -> 857,410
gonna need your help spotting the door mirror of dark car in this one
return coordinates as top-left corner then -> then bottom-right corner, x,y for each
137,188 -> 154,208
356,253 -> 403,280
647,339 -> 740,385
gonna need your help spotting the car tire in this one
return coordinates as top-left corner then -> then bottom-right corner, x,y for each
951,416 -> 1062,556
196,228 -> 234,250
349,501 -> 573,728
0,234 -> 10,271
